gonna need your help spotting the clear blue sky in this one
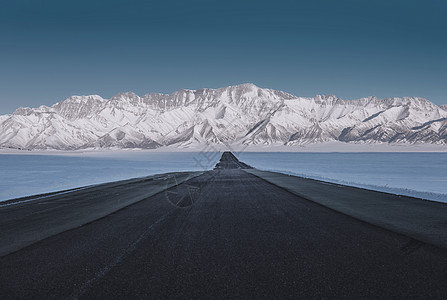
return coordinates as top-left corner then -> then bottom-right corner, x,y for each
1,0 -> 446,114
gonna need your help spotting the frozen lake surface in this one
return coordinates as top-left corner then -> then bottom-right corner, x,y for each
1,151 -> 447,203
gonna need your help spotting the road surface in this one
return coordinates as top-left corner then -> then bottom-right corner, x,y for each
0,172 -> 200,256
1,153 -> 447,299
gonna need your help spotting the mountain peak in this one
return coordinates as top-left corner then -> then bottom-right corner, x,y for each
110,92 -> 140,101
230,83 -> 259,90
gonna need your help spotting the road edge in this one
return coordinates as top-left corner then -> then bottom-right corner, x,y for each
245,169 -> 447,251
0,171 -> 203,257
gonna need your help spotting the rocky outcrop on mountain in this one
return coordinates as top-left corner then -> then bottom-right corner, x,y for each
0,83 -> 446,150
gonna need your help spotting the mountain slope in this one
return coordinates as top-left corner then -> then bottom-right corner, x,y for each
0,84 -> 446,150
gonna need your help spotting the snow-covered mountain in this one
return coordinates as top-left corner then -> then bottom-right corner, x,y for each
1,83 -> 446,150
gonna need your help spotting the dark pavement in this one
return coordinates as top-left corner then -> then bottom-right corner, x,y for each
247,169 -> 447,250
0,172 -> 200,256
1,167 -> 447,298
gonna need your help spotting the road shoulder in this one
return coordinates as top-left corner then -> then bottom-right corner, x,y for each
245,169 -> 447,250
0,171 -> 202,256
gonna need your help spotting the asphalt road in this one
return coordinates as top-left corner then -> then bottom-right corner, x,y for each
214,151 -> 252,169
247,169 -> 447,250
0,172 -> 200,256
2,166 -> 447,299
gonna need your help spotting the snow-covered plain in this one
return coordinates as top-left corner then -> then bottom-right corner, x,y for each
1,151 -> 447,203
238,152 -> 447,203
0,152 -> 220,202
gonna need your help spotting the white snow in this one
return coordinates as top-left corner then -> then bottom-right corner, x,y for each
0,152 -> 220,202
1,84 -> 446,150
1,150 -> 447,203
237,152 -> 447,203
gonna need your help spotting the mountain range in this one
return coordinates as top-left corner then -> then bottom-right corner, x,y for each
0,83 -> 446,150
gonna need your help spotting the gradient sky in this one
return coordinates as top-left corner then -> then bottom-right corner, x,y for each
1,0 -> 446,114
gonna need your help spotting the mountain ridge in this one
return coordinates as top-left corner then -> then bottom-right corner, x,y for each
1,84 -> 446,150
